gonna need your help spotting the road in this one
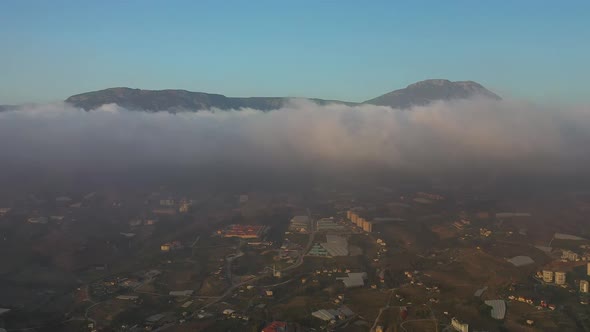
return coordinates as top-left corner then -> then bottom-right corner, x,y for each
195,208 -> 315,311
282,208 -> 316,272
369,289 -> 396,332
84,302 -> 102,326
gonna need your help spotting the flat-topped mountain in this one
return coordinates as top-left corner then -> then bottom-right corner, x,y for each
364,79 -> 501,109
64,79 -> 501,111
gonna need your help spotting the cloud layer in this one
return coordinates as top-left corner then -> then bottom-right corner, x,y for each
1,98 -> 589,182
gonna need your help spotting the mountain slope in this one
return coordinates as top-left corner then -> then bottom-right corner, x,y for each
0,105 -> 17,112
64,79 -> 501,111
65,88 -> 357,111
364,79 -> 501,109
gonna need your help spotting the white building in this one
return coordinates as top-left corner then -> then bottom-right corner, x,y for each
484,300 -> 506,320
337,272 -> 367,288
312,309 -> 337,321
451,317 -> 469,332
542,270 -> 554,283
581,280 -> 589,293
507,256 -> 534,267
555,271 -> 566,285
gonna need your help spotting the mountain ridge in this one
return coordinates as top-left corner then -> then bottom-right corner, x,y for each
63,79 -> 501,111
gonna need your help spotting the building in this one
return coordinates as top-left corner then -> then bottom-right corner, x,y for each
362,220 -> 373,232
581,280 -> 589,293
178,201 -> 191,213
116,295 -> 139,301
587,262 -> 590,276
160,241 -> 183,252
356,217 -> 367,228
311,306 -> 354,323
484,300 -> 506,320
451,317 -> 469,332
289,215 -> 310,233
542,270 -> 554,283
347,210 -> 365,227
555,271 -> 566,285
316,218 -> 344,231
144,269 -> 162,279
562,250 -> 579,261
508,256 -> 535,267
320,235 -> 349,256
146,313 -> 166,324
221,224 -> 266,239
337,272 -> 367,288
312,309 -> 337,321
160,199 -> 175,206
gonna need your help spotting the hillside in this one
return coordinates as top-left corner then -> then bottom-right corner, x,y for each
64,80 -> 501,111
364,79 -> 501,109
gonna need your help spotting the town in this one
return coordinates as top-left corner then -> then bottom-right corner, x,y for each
2,181 -> 590,332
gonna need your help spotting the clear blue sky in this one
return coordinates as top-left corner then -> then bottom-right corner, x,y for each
1,0 -> 589,104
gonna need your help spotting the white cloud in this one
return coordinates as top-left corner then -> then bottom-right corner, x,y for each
0,98 -> 588,179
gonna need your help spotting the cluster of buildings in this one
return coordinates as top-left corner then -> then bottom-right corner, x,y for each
289,215 -> 310,233
479,228 -> 492,237
346,210 -> 372,232
150,196 -> 194,215
539,270 -> 567,285
562,249 -> 580,262
218,224 -> 266,239
506,295 -> 556,310
311,305 -> 355,324
316,218 -> 345,231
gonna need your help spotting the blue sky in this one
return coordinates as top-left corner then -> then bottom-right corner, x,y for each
1,0 -> 589,104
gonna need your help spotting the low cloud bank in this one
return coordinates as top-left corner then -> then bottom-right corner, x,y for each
0,98 -> 589,180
